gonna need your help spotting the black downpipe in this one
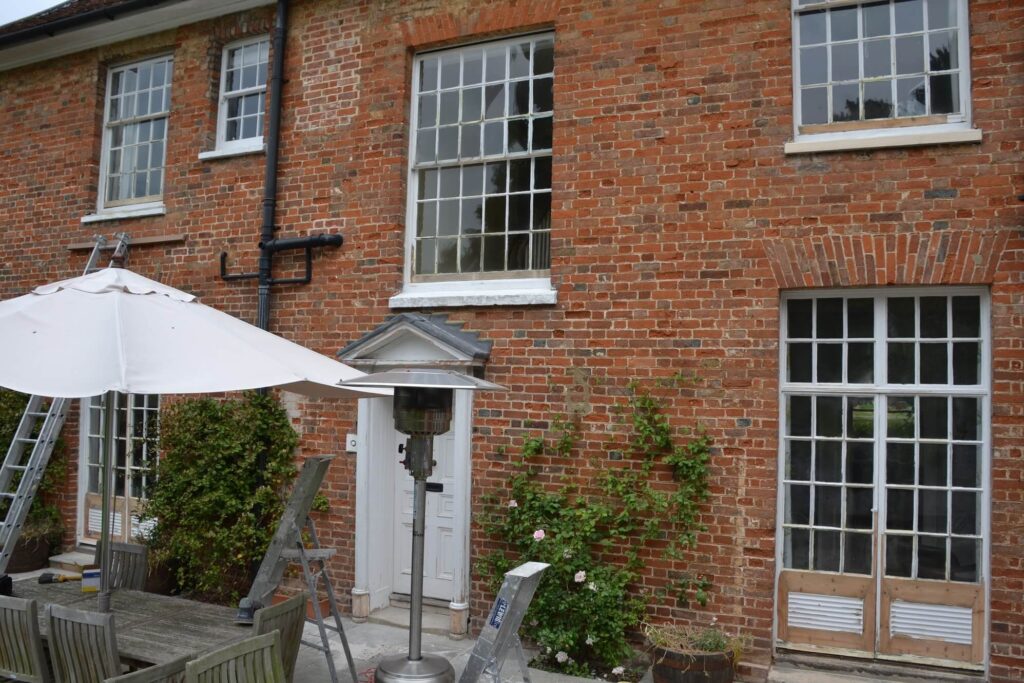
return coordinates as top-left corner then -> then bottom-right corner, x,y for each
257,0 -> 289,333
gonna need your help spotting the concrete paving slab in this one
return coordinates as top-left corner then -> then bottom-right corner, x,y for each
292,614 -> 608,683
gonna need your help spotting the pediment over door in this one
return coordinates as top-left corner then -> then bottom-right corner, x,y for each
338,313 -> 491,374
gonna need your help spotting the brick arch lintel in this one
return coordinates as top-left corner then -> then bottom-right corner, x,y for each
398,1 -> 559,50
762,230 -> 1012,290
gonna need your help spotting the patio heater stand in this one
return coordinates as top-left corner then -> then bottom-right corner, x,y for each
338,370 -> 504,683
378,393 -> 454,683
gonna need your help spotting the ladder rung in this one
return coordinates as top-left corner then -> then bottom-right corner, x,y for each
0,492 -> 15,499
4,465 -> 26,472
281,548 -> 336,560
26,412 -> 48,418
15,438 -> 37,444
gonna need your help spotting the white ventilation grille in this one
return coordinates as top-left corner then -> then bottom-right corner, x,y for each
88,509 -> 122,535
788,592 -> 864,633
890,600 -> 973,645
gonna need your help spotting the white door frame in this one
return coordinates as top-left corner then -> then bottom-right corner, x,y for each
351,390 -> 474,637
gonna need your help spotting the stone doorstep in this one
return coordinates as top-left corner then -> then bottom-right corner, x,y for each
48,550 -> 95,573
367,605 -> 451,638
769,652 -> 986,683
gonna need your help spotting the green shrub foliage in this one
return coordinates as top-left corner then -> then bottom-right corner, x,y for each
479,380 -> 712,677
143,392 -> 299,604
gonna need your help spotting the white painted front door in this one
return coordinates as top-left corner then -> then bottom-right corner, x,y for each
393,429 -> 458,601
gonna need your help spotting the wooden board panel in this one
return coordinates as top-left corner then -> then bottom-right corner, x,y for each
777,570 -> 875,653
878,577 -> 984,664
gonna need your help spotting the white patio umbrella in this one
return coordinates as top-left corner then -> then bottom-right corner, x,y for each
0,267 -> 389,609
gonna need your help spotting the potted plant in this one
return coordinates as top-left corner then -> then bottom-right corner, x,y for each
645,621 -> 743,683
7,501 -> 63,573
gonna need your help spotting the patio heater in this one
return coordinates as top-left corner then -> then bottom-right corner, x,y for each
339,369 -> 503,683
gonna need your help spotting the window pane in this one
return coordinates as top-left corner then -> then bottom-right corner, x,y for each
508,119 -> 528,153
887,342 -> 915,383
436,238 -> 458,273
952,296 -> 980,337
830,5 -> 858,41
920,296 -> 947,337
789,343 -> 812,382
533,39 -> 554,75
848,343 -> 874,384
886,534 -> 913,576
833,83 -> 860,121
920,397 -> 947,439
847,442 -> 874,484
919,343 -> 948,384
464,52 -> 483,85
508,80 -> 529,116
831,43 -> 860,82
848,398 -> 874,438
788,299 -> 813,338
887,397 -> 915,438
802,87 -> 829,124
801,46 -> 828,86
816,396 -> 843,437
509,42 -> 530,79
863,2 -> 890,37
440,53 -> 460,89
814,530 -> 841,571
482,235 -> 505,271
461,198 -> 483,234
847,488 -> 873,529
508,194 -> 530,232
534,157 -> 552,189
816,441 -> 843,482
950,537 -> 977,582
886,489 -> 914,530
952,397 -> 978,441
799,10 -> 827,45
952,445 -> 979,488
533,194 -> 551,231
897,76 -> 927,115
484,196 -> 506,233
532,117 -> 553,150
917,535 -> 946,579
844,532 -> 872,574
896,35 -> 925,75
888,297 -> 915,337
929,30 -> 958,71
918,442 -> 947,486
460,237 -> 481,273
951,491 -> 978,535
930,74 -> 958,114
887,442 -> 915,485
928,0 -> 956,29
817,343 -> 843,382
785,527 -> 810,570
438,200 -> 459,236
848,298 -> 874,337
508,233 -> 529,270
462,164 -> 483,196
533,77 -> 553,113
894,0 -> 924,33
918,489 -> 947,533
817,298 -> 844,338
787,440 -> 812,480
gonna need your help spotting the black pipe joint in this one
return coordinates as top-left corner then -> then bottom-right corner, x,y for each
259,233 -> 343,253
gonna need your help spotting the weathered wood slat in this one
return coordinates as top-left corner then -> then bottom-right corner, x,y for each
47,604 -> 121,683
185,632 -> 285,683
105,655 -> 188,683
14,580 -> 252,667
0,595 -> 50,683
253,592 -> 307,683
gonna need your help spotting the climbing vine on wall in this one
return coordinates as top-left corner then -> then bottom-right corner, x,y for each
478,377 -> 713,677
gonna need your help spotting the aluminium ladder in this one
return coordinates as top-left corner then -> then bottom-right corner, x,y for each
0,233 -> 130,576
244,455 -> 358,683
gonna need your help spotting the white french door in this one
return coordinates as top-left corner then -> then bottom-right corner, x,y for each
78,393 -> 160,545
776,289 -> 988,667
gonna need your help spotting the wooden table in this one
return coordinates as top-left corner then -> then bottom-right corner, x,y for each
13,579 -> 254,666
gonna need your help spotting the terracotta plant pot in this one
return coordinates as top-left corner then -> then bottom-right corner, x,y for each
651,645 -> 735,683
6,536 -> 51,574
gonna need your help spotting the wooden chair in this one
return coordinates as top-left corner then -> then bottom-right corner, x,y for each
185,632 -> 285,683
95,541 -> 149,591
253,592 -> 307,683
104,657 -> 188,683
47,604 -> 121,683
0,595 -> 50,683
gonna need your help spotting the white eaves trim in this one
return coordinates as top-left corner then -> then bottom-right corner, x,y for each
785,124 -> 982,155
0,0 -> 275,73
389,278 -> 557,309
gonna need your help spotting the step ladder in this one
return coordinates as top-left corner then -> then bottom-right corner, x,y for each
0,233 -> 130,577
241,455 -> 358,683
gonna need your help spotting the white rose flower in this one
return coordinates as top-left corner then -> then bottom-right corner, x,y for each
574,570 -> 587,583
555,651 -> 569,664
612,666 -> 625,676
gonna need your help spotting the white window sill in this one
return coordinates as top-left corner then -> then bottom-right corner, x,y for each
198,141 -> 265,160
784,124 -> 982,155
81,203 -> 166,224
389,278 -> 557,309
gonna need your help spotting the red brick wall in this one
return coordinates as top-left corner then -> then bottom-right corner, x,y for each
0,0 -> 1020,680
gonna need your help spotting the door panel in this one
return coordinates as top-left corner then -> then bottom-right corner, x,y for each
393,431 -> 457,600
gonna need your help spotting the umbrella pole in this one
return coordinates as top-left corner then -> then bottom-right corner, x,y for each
98,390 -> 116,612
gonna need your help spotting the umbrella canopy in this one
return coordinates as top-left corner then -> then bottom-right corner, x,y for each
0,267 -> 388,399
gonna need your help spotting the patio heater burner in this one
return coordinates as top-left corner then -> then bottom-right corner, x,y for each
339,369 -> 503,683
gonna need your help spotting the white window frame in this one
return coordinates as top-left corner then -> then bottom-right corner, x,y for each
786,0 -> 981,154
391,33 -> 557,309
76,393 -> 161,545
774,287 -> 991,652
202,35 -> 269,159
93,54 -> 173,217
